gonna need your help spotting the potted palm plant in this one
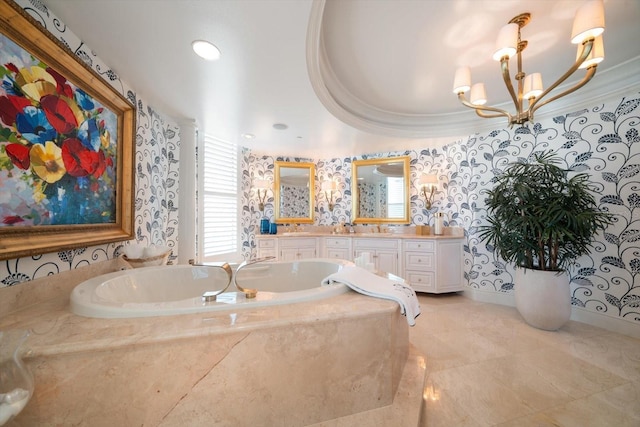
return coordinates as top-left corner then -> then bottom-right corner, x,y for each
478,151 -> 611,330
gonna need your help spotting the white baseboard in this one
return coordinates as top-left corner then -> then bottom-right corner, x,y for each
462,288 -> 640,339
462,288 -> 515,307
570,306 -> 640,339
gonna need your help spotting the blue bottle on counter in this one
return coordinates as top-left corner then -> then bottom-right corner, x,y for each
260,218 -> 270,234
269,222 -> 277,234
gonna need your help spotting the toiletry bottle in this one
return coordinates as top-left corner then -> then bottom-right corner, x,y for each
434,212 -> 444,235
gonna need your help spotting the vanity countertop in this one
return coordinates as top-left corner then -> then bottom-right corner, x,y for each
256,230 -> 464,240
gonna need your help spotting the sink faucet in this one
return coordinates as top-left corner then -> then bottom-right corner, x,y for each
233,256 -> 276,298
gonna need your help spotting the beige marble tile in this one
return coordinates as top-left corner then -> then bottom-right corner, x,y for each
512,347 -> 628,399
589,380 -> 640,421
536,388 -> 640,427
425,363 -> 536,425
476,356 -> 574,411
158,312 -> 407,426
310,346 -> 426,427
413,294 -> 640,427
420,376 -> 484,427
410,332 -> 470,372
430,328 -> 512,364
564,332 -> 640,381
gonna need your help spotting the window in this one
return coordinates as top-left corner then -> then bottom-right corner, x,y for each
199,135 -> 240,262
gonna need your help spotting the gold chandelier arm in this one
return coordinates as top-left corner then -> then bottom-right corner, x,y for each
457,92 -> 513,122
475,110 -> 507,119
529,66 -> 597,120
500,56 -> 520,112
528,39 -> 594,115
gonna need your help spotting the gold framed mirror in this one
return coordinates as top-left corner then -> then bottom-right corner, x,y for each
351,156 -> 410,224
274,161 -> 315,224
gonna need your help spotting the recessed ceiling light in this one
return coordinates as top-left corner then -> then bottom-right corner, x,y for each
191,40 -> 220,61
273,123 -> 288,130
241,133 -> 255,139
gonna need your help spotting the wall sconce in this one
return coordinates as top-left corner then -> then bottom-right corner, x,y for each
321,180 -> 338,211
418,173 -> 438,210
254,179 -> 271,212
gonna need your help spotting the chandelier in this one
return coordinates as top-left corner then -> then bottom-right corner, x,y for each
453,0 -> 605,126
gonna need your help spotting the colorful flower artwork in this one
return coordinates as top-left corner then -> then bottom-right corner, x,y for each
0,33 -> 118,226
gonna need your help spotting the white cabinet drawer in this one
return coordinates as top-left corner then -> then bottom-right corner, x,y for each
280,238 -> 316,248
405,252 -> 434,270
257,248 -> 277,259
324,238 -> 350,248
257,238 -> 276,249
405,271 -> 435,292
353,238 -> 398,250
404,240 -> 435,252
326,248 -> 350,260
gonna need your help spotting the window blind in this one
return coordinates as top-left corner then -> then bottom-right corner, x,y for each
201,135 -> 238,259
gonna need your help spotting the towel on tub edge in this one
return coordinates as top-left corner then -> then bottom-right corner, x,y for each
321,266 -> 421,326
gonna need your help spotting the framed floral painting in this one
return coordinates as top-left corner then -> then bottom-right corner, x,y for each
0,1 -> 135,260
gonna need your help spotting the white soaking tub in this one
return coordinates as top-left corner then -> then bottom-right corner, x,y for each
70,258 -> 351,318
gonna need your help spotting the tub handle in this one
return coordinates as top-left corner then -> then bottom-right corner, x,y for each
234,256 -> 276,299
201,262 -> 233,303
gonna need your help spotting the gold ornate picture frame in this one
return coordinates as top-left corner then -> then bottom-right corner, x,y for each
0,1 -> 135,260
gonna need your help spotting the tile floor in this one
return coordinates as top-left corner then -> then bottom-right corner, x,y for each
409,293 -> 640,427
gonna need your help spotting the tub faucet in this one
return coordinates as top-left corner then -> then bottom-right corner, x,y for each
199,262 -> 233,302
233,256 -> 276,298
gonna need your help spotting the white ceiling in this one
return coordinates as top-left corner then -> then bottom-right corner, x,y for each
45,0 -> 640,158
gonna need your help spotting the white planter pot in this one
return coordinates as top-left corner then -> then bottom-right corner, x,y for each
514,268 -> 571,331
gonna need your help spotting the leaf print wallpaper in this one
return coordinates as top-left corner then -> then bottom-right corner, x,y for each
243,94 -> 640,327
0,0 -> 179,287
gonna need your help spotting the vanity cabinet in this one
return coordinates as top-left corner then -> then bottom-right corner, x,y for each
403,239 -> 462,293
353,238 -> 399,276
256,234 -> 463,293
322,237 -> 351,260
279,237 -> 318,261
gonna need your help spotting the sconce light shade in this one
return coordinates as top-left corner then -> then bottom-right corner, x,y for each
254,179 -> 271,190
418,173 -> 438,187
419,173 -> 438,210
254,179 -> 271,212
322,180 -> 338,211
321,180 -> 338,191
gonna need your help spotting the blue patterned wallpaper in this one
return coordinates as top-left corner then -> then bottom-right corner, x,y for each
0,1 -> 180,287
243,95 -> 640,326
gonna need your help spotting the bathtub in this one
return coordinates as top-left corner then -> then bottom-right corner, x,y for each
70,258 -> 351,318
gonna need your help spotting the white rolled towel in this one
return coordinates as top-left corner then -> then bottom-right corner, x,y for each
322,266 -> 421,326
